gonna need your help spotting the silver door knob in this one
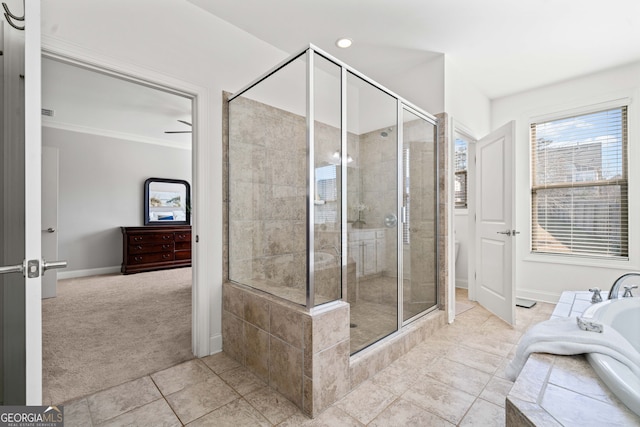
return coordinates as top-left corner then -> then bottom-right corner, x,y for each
497,230 -> 512,236
42,227 -> 56,233
42,259 -> 67,273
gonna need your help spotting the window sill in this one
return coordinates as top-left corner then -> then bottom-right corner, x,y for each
523,252 -> 638,270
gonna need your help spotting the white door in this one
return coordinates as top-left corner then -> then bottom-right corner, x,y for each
42,147 -> 59,298
475,121 -> 516,325
0,1 -> 52,404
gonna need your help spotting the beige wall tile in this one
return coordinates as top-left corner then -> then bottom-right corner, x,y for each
223,282 -> 244,319
244,291 -> 270,331
270,302 -> 305,349
313,340 -> 350,414
244,323 -> 270,382
222,310 -> 245,365
312,303 -> 349,353
270,336 -> 303,408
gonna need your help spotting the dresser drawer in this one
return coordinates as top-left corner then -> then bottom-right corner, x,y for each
128,233 -> 175,244
128,252 -> 175,265
129,242 -> 175,254
175,241 -> 191,251
175,232 -> 191,242
175,250 -> 192,261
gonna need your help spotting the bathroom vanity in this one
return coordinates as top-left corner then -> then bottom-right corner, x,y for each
348,228 -> 386,277
121,225 -> 191,274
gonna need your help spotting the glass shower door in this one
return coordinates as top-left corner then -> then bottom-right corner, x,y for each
401,107 -> 438,322
346,72 -> 398,354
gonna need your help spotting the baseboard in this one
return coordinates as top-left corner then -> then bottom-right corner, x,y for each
455,278 -> 468,289
58,266 -> 121,280
516,288 -> 561,304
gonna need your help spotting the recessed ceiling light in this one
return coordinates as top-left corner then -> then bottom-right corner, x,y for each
335,38 -> 352,49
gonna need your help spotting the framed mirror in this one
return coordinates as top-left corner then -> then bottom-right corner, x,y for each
144,178 -> 191,225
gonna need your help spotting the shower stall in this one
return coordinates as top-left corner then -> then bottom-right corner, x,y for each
224,45 -> 443,415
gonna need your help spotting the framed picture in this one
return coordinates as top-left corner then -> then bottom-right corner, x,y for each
144,178 -> 191,225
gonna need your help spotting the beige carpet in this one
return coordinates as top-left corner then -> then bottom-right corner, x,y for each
42,267 -> 193,405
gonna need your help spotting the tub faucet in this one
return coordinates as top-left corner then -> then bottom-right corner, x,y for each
589,287 -> 603,303
608,272 -> 640,299
623,285 -> 638,298
320,245 -> 340,256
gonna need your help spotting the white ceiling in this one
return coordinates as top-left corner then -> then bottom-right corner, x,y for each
42,57 -> 192,149
41,1 -> 640,144
188,0 -> 640,99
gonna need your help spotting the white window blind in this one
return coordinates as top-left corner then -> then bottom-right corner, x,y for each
531,106 -> 628,258
454,137 -> 468,209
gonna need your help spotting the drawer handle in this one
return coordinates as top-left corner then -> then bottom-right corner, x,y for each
133,236 -> 143,242
162,244 -> 171,250
162,254 -> 171,259
135,245 -> 143,250
163,235 -> 171,240
134,256 -> 143,262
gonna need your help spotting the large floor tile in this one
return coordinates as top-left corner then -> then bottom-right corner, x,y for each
86,376 -> 161,425
459,398 -> 505,427
335,380 -> 397,425
421,357 -> 492,396
404,376 -> 476,425
369,398 -> 454,427
186,398 -> 270,427
219,366 -> 267,396
98,399 -> 181,427
279,406 -> 363,427
243,386 -> 301,425
166,375 -> 239,424
151,359 -> 215,396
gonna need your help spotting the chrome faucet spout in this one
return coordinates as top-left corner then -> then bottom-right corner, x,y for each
608,272 -> 640,299
320,244 -> 340,256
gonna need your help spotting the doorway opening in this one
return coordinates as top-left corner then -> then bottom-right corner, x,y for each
40,55 -> 196,404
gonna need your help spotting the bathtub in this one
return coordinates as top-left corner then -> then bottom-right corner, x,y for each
582,297 -> 640,416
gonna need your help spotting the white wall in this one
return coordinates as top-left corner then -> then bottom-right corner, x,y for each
444,57 -> 492,293
43,127 -> 191,277
454,211 -> 469,288
383,54 -> 445,116
492,61 -> 640,303
444,57 -> 491,138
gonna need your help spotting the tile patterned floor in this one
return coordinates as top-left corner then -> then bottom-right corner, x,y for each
63,289 -> 556,426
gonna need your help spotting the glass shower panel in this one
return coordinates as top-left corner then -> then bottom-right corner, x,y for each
346,72 -> 398,354
402,108 -> 438,322
228,54 -> 308,305
312,54 -> 342,306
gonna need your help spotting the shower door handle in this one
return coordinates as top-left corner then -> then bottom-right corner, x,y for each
496,230 -> 512,236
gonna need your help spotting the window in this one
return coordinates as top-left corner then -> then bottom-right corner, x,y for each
531,107 -> 628,258
315,164 -> 338,224
454,137 -> 468,209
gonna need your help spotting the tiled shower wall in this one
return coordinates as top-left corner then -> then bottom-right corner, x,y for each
227,96 -> 307,289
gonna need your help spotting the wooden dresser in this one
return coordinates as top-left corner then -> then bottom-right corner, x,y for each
121,225 -> 191,274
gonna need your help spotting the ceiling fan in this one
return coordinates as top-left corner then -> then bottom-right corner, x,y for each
164,119 -> 192,134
